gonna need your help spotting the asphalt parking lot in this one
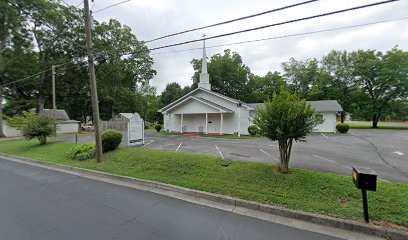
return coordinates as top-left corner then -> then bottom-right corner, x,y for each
143,129 -> 408,183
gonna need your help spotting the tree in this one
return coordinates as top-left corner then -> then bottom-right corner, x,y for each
190,49 -> 252,102
282,58 -> 321,99
161,82 -> 183,107
254,89 -> 318,173
94,19 -> 156,119
322,50 -> 358,122
0,0 -> 35,137
354,48 -> 408,128
7,111 -> 56,144
248,71 -> 287,103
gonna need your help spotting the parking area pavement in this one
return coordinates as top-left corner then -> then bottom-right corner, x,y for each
143,130 -> 408,183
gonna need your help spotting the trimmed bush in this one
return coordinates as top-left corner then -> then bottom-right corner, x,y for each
67,143 -> 96,161
336,123 -> 350,133
6,111 -> 56,144
248,125 -> 258,136
101,129 -> 123,152
155,124 -> 162,132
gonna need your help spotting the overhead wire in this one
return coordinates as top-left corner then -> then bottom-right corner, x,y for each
145,0 -> 319,43
144,0 -> 400,52
93,0 -> 132,13
149,16 -> 408,56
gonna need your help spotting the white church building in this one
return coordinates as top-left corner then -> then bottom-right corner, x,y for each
159,41 -> 342,135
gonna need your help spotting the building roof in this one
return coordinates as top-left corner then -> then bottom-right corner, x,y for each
247,100 -> 343,112
308,100 -> 343,112
158,87 -> 254,113
39,109 -> 70,121
118,113 -> 134,120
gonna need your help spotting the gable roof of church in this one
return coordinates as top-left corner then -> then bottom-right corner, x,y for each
158,87 -> 254,113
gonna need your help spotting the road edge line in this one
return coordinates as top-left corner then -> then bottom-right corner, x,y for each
0,153 -> 406,239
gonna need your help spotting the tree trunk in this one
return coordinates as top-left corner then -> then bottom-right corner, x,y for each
340,111 -> 345,123
278,138 -> 293,173
372,114 -> 379,128
37,91 -> 45,114
0,80 -> 6,137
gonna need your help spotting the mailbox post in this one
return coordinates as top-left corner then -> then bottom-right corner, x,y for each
352,167 -> 377,223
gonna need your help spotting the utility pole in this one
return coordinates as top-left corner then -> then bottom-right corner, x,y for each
51,65 -> 57,136
84,0 -> 103,162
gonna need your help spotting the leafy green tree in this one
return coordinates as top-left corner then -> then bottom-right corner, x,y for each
282,58 -> 321,99
7,111 -> 56,144
94,19 -> 156,119
191,49 -> 252,102
161,82 -> 183,107
248,71 -> 287,102
254,89 -> 318,173
322,50 -> 358,122
354,48 -> 408,128
0,0 -> 38,136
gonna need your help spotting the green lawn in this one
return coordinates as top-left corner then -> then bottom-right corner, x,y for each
346,121 -> 408,130
0,139 -> 407,230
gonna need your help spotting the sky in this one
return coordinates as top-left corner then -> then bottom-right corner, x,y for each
66,0 -> 408,93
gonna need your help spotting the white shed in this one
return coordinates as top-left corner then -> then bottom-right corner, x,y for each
308,100 -> 343,133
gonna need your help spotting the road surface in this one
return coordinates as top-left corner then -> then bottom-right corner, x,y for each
0,158 -> 342,240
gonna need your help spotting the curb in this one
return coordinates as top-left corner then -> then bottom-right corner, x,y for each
0,153 -> 406,240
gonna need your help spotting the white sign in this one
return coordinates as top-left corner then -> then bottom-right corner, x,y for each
127,113 -> 144,146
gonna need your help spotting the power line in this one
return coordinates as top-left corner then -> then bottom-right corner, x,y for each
75,1 -> 84,8
145,0 -> 319,43
4,61 -> 76,87
4,70 -> 50,87
144,0 -> 400,52
149,16 -> 408,56
93,0 -> 132,13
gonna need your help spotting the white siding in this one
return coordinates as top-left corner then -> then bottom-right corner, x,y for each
3,123 -> 22,137
313,112 -> 337,133
3,121 -> 79,137
163,89 -> 253,135
171,99 -> 219,114
57,122 -> 79,133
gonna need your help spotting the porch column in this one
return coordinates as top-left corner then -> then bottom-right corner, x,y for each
205,113 -> 208,134
237,106 -> 241,137
180,114 -> 184,133
220,113 -> 223,135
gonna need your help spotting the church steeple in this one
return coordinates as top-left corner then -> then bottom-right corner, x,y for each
198,34 -> 211,91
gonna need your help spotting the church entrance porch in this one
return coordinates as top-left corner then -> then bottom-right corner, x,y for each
177,113 -> 228,135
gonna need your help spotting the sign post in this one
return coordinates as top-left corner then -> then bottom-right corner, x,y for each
352,167 -> 377,223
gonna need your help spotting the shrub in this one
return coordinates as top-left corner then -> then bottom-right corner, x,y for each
144,124 -> 149,129
248,125 -> 258,136
101,129 -> 123,152
67,143 -> 96,161
336,123 -> 350,133
6,111 -> 56,144
155,124 -> 162,132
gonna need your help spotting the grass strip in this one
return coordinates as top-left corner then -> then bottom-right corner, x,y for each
0,139 -> 407,230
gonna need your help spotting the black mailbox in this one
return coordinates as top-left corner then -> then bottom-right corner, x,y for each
352,166 -> 378,223
352,167 -> 377,191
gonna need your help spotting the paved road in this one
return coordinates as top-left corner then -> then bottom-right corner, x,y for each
0,159 -> 341,240
142,129 -> 408,183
